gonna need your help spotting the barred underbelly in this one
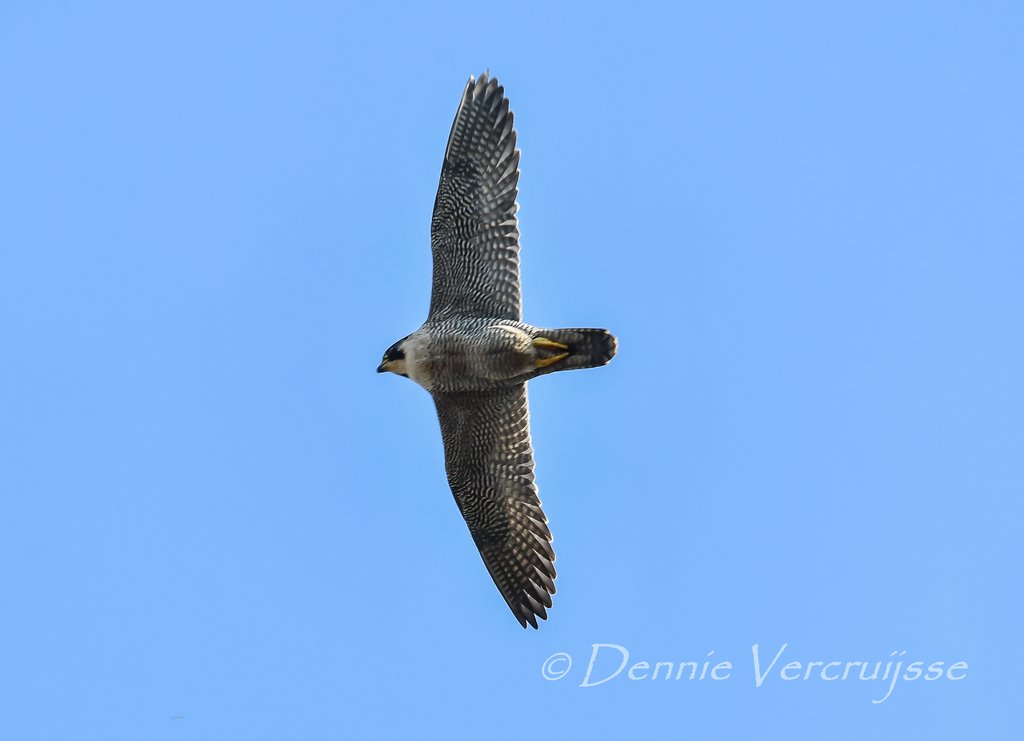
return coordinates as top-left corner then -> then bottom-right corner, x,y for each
412,322 -> 535,393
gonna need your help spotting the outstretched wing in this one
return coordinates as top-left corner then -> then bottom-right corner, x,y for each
432,384 -> 556,628
429,73 -> 522,322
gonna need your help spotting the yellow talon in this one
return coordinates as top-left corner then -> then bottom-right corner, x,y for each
535,351 -> 569,369
533,337 -> 569,351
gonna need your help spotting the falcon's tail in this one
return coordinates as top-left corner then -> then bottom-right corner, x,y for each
532,328 -> 617,377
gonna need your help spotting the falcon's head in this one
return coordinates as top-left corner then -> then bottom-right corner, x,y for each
377,338 -> 409,377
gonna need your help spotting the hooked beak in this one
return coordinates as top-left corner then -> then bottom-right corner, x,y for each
377,360 -> 389,373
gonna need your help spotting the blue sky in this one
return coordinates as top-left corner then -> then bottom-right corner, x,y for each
1,1 -> 1021,738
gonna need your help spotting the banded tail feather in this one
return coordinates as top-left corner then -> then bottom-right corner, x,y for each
532,328 -> 617,376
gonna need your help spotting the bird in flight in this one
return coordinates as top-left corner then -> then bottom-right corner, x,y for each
378,73 -> 617,628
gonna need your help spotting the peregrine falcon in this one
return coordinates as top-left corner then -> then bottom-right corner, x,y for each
377,73 -> 617,629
